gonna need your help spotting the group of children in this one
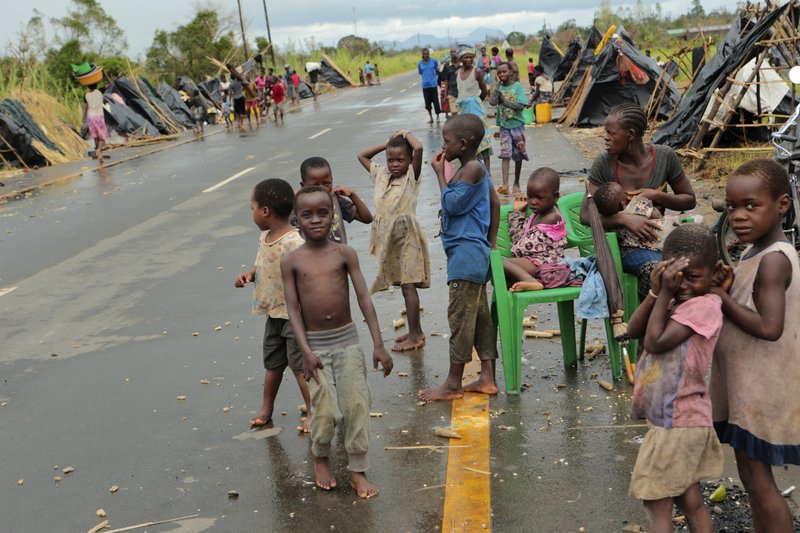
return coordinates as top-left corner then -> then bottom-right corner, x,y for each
230,91 -> 798,526
235,115 -> 501,498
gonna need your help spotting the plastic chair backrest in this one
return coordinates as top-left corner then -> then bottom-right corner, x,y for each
496,204 -> 514,258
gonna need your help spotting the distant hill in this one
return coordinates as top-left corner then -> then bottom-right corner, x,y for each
378,27 -> 506,51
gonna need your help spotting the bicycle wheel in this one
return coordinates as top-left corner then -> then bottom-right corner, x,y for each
715,211 -> 746,267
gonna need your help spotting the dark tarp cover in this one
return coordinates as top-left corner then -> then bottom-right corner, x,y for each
157,81 -> 194,128
319,59 -> 351,88
652,3 -> 789,148
137,77 -> 187,131
175,76 -> 215,112
108,77 -> 168,134
0,99 -> 60,153
0,112 -> 47,167
98,97 -> 160,137
197,78 -> 223,107
572,30 -> 681,127
562,27 -> 603,101
538,37 -> 563,79
553,40 -> 582,82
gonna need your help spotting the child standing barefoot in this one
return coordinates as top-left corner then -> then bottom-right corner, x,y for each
419,114 -> 500,401
83,83 -> 107,164
627,225 -> 724,533
282,186 -> 393,498
357,130 -> 430,352
711,159 -> 800,532
502,168 -> 567,292
235,179 -> 312,432
489,62 -> 529,194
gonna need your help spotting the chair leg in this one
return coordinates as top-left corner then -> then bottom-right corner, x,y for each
603,318 -> 622,381
578,319 -> 587,361
623,274 -> 640,362
556,301 -> 577,367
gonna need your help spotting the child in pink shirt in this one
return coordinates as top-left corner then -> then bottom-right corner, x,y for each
626,224 -> 723,533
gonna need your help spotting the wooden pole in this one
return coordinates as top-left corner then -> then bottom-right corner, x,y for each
237,0 -> 249,62
262,0 -> 277,67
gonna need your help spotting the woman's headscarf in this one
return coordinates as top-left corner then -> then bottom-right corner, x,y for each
457,45 -> 476,60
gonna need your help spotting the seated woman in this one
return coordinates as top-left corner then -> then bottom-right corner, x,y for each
581,103 -> 696,297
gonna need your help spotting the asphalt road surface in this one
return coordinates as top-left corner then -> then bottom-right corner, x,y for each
0,72 -> 797,532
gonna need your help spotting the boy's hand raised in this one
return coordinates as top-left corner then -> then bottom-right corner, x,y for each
333,185 -> 353,197
234,270 -> 255,287
712,263 -> 734,292
513,197 -> 528,212
373,347 -> 393,377
431,151 -> 446,176
303,354 -> 324,384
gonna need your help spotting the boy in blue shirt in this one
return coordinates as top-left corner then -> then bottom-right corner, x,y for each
418,49 -> 441,123
419,115 -> 500,401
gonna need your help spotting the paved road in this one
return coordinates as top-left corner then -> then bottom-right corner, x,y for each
1,72 -> 797,532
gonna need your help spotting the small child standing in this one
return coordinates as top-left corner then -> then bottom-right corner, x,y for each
271,80 -> 285,123
531,65 -> 553,104
503,168 -> 568,292
711,159 -> 800,532
83,83 -> 107,163
282,186 -> 393,499
626,224 -> 724,533
419,114 -> 500,402
235,179 -> 312,431
293,157 -> 373,244
489,62 -> 529,194
189,89 -> 204,135
357,130 -> 431,352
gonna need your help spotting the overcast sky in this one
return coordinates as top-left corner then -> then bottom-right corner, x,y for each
1,0 -> 735,58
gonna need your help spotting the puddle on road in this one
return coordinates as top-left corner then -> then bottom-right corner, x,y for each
232,426 -> 283,440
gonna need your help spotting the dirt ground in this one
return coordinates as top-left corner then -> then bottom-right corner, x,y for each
558,124 -> 735,222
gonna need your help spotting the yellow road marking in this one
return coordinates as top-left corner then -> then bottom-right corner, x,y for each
442,392 -> 491,532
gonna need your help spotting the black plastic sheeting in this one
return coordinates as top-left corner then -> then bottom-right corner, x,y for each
573,28 -> 681,128
197,78 -> 223,107
538,37 -> 563,79
98,97 -> 160,137
319,59 -> 351,88
553,40 -> 581,82
653,3 -> 789,148
562,27 -> 603,101
107,77 -> 168,134
0,112 -> 46,167
0,99 -> 60,153
157,81 -> 194,128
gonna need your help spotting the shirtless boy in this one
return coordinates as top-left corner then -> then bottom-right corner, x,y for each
419,114 -> 500,401
281,186 -> 393,499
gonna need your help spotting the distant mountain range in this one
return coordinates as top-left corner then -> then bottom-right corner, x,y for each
377,27 -> 507,51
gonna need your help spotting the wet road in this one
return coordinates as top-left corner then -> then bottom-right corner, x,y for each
1,73 -> 797,532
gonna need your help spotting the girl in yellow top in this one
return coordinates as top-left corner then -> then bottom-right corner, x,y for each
358,130 -> 431,352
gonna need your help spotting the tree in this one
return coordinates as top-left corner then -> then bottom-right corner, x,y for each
145,9 -> 238,84
6,9 -> 47,64
689,0 -> 705,18
51,0 -> 127,56
337,35 -> 370,55
506,31 -> 526,46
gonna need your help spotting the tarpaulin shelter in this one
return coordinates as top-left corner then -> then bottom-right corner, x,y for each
108,77 -> 169,134
554,27 -> 603,103
197,77 -> 224,108
553,40 -> 582,82
538,37 -> 564,79
157,81 -> 194,128
320,54 -> 355,87
0,100 -> 60,153
652,2 -> 793,151
0,111 -> 46,167
559,28 -> 681,127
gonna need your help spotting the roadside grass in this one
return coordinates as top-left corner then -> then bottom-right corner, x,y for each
0,62 -> 84,127
282,49 -> 447,82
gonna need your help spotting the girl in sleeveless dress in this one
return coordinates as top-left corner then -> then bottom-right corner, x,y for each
455,47 -> 493,177
358,130 -> 431,352
711,158 -> 800,532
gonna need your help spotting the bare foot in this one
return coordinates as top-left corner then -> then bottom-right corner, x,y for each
418,384 -> 464,402
394,333 -> 426,343
249,416 -> 272,428
463,378 -> 499,395
496,186 -> 509,195
297,412 -> 313,433
392,336 -> 426,352
510,280 -> 544,292
351,472 -> 379,499
314,457 -> 337,490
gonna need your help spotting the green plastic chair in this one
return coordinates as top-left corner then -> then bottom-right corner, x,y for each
489,191 -> 639,395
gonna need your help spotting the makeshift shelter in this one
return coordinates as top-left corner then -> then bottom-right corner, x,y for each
559,28 -> 681,127
553,39 -> 581,82
157,81 -> 194,128
538,37 -> 564,78
108,77 -> 174,134
0,111 -> 46,168
320,54 -> 355,87
653,1 -> 795,158
553,27 -> 602,103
